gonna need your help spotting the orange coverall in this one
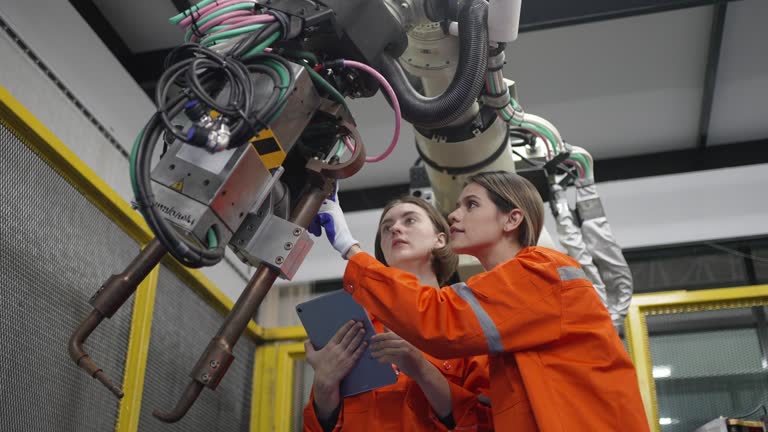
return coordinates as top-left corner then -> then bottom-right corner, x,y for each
303,316 -> 493,431
342,246 -> 650,432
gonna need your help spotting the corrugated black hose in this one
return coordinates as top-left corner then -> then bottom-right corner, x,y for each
378,0 -> 488,129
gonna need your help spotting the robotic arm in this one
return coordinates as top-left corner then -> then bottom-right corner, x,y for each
68,0 -> 632,422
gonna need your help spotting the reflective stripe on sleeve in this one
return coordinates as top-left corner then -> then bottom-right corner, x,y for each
557,266 -> 587,281
449,283 -> 504,354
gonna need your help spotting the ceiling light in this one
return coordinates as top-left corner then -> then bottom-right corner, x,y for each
652,366 -> 672,378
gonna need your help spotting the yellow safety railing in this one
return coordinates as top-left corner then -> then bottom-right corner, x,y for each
627,285 -> 768,432
0,85 -> 265,432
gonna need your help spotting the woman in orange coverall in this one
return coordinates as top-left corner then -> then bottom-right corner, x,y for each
313,172 -> 650,432
303,196 -> 493,431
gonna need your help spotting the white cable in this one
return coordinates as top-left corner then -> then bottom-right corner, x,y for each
522,112 -> 564,150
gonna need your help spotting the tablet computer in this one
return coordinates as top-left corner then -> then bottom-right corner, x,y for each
296,290 -> 398,397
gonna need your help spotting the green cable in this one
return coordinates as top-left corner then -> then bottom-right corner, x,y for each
242,32 -> 281,59
523,121 -> 559,154
303,64 -> 348,111
262,59 -> 290,122
196,3 -> 254,26
335,138 -> 346,158
569,153 -> 592,178
184,3 -> 255,41
201,24 -> 264,46
207,227 -> 218,249
280,49 -> 319,66
169,0 -> 215,25
208,24 -> 229,33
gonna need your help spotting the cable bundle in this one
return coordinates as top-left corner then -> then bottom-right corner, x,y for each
170,0 -> 283,58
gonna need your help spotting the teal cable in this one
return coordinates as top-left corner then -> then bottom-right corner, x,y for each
196,3 -> 254,27
208,24 -> 230,33
242,32 -> 281,59
184,3 -> 255,41
281,49 -> 319,66
335,139 -> 346,158
207,228 -> 218,249
523,121 -> 559,153
201,24 -> 265,46
263,59 -> 290,121
169,0 -> 215,24
303,64 -> 348,111
569,153 -> 592,178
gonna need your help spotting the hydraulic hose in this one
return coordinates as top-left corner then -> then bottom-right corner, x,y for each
378,0 -> 488,129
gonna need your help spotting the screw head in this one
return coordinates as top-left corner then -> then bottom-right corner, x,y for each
284,242 -> 293,250
293,228 -> 302,236
201,373 -> 210,382
275,256 -> 285,265
210,360 -> 220,369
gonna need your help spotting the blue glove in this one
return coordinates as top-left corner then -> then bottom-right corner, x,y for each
308,184 -> 359,258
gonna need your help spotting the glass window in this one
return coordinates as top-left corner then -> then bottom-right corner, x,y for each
647,308 -> 768,432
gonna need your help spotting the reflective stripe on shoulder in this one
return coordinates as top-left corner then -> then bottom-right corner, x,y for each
558,266 -> 587,281
449,283 -> 504,354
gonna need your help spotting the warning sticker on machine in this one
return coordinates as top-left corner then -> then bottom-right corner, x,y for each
170,179 -> 184,192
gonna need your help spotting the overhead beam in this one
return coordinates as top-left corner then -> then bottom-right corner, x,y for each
520,0 -> 741,32
696,0 -> 729,150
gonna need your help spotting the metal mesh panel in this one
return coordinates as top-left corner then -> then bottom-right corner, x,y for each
0,121 -> 138,431
138,267 -> 255,432
647,308 -> 768,432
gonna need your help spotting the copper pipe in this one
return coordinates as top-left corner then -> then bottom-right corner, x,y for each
68,238 -> 166,398
67,310 -> 124,398
151,381 -> 205,423
154,177 -> 335,423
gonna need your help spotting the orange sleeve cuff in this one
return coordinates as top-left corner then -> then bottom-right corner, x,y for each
303,389 -> 343,432
343,252 -> 380,295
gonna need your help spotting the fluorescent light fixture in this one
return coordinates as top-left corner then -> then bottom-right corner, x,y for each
652,366 -> 672,378
659,418 -> 673,425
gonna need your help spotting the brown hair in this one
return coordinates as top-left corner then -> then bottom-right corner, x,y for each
467,171 -> 545,247
374,196 -> 458,285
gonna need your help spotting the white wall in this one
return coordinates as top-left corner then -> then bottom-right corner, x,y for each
283,163 -> 768,284
0,1 -> 251,297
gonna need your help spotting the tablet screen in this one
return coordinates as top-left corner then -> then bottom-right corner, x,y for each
296,290 -> 398,397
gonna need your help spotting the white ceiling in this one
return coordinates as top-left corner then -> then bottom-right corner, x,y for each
92,0 -> 768,191
707,0 -> 768,145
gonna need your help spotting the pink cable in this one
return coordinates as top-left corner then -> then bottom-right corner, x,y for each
562,159 -> 584,179
502,113 -> 552,160
214,15 -> 274,32
343,135 -> 356,153
193,10 -> 251,37
341,60 -> 401,163
179,0 -> 244,27
221,15 -> 272,26
196,14 -> 274,42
